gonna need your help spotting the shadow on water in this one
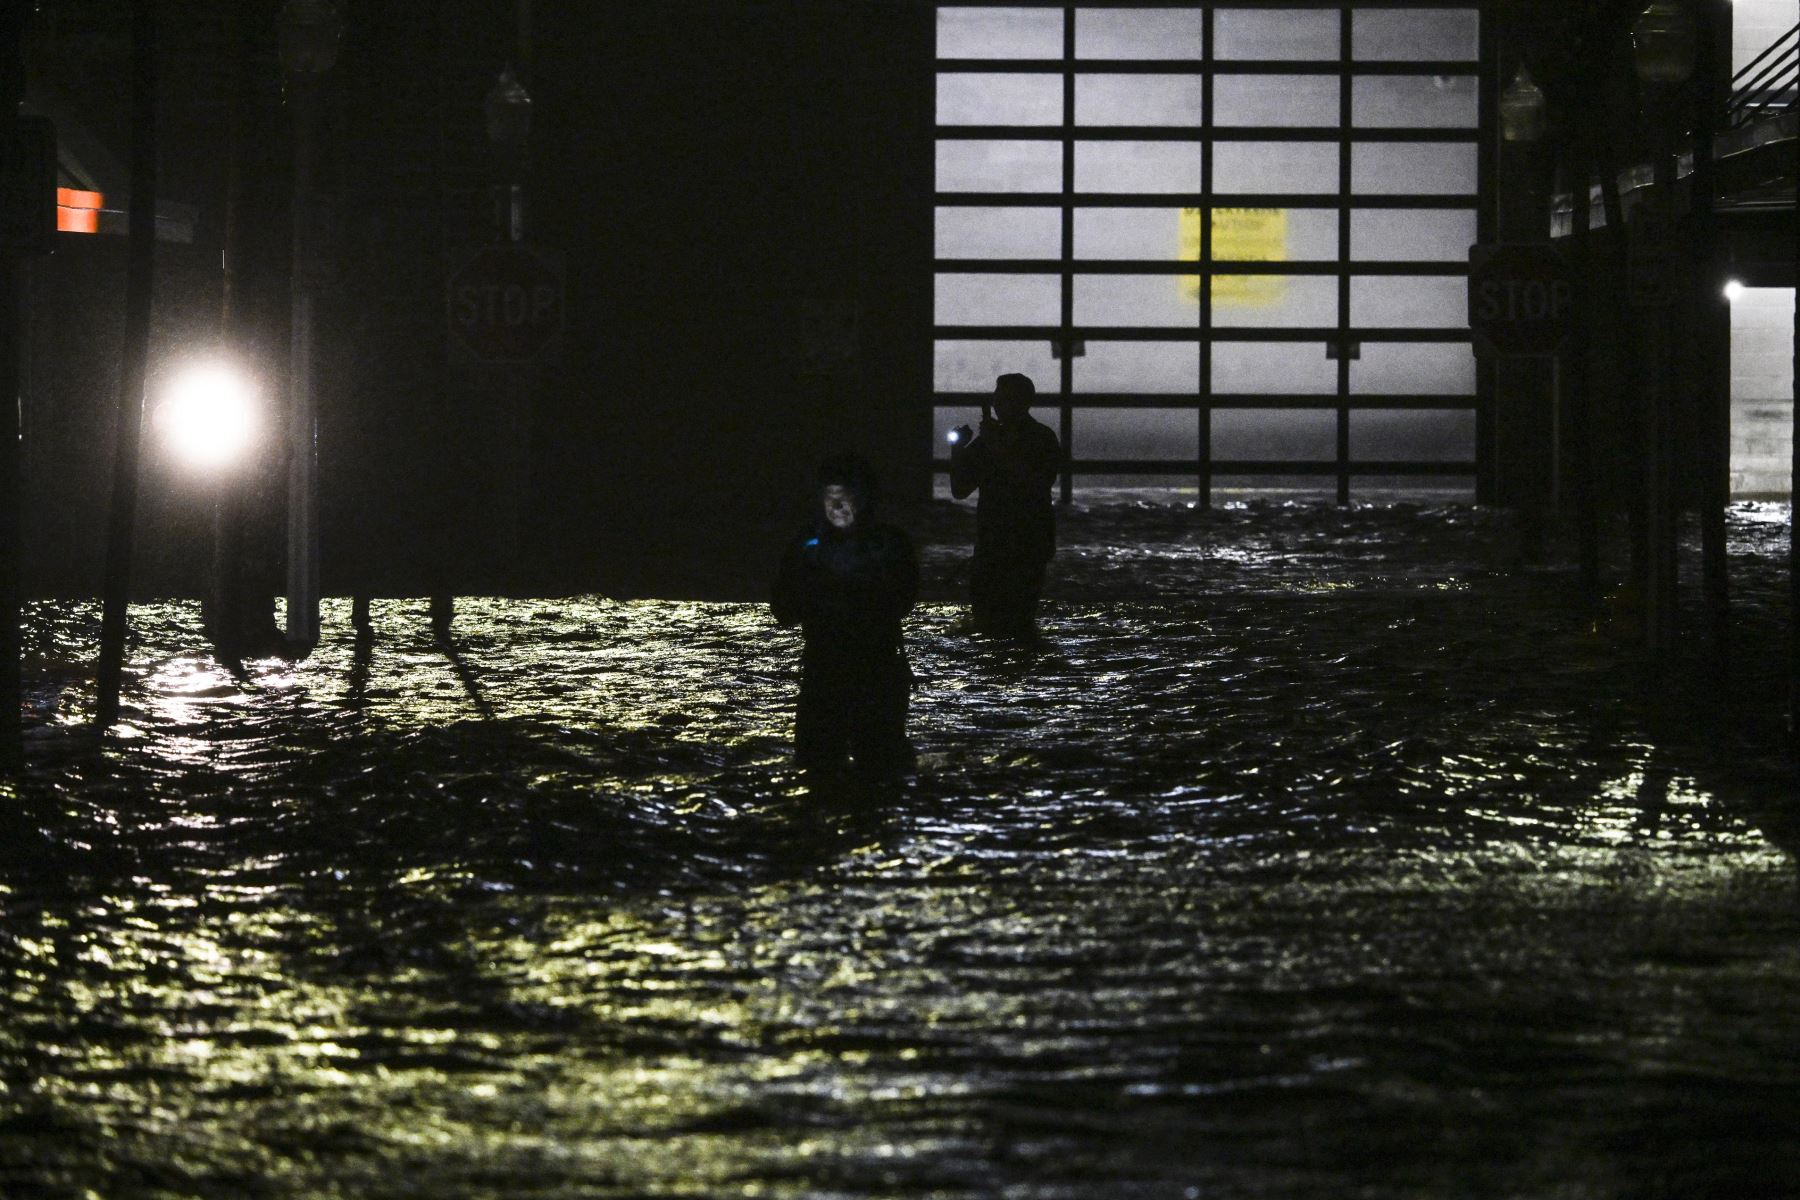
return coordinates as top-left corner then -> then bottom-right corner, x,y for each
434,634 -> 495,721
5,647 -> 912,910
1,642 -> 929,1184
344,626 -> 374,712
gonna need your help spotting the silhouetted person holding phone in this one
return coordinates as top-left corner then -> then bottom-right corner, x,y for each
772,454 -> 918,774
948,373 -> 1063,638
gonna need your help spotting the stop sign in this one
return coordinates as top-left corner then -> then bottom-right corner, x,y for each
446,244 -> 564,363
1467,243 -> 1575,357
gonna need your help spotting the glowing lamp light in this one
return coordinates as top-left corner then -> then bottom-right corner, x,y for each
1723,280 -> 1745,302
157,361 -> 260,472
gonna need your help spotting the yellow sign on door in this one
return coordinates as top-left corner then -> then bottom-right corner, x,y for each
1179,207 -> 1287,307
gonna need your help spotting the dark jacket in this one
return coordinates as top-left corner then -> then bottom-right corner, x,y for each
949,413 -> 1063,563
772,521 -> 918,666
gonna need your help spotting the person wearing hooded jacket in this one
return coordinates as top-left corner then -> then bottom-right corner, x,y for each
772,454 -> 918,772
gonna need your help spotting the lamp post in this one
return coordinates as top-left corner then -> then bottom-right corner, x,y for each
1630,0 -> 1696,659
1689,1 -> 1731,667
485,66 -> 531,243
1506,64 -> 1603,604
278,0 -> 340,653
486,65 -> 532,583
1495,63 -> 1555,560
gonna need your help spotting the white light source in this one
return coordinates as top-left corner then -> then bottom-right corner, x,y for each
1723,279 -> 1745,302
158,360 -> 259,471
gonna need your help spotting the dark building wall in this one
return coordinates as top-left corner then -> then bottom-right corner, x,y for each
528,0 -> 934,594
323,0 -> 935,598
20,0 -> 934,600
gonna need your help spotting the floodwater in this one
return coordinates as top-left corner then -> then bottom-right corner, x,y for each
4,500 -> 1799,1199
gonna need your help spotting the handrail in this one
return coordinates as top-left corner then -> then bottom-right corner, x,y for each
1725,21 -> 1799,129
1730,20 -> 1796,89
1727,38 -> 1796,110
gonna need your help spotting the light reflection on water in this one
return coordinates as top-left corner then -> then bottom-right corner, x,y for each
3,502 -> 1799,1198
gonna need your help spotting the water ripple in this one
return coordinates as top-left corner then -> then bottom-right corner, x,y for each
2,502 -> 1797,1198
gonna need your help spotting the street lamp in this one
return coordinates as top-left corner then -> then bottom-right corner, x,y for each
1499,66 -> 1547,144
485,65 -> 531,242
278,0 -> 340,652
1631,1 -> 1697,87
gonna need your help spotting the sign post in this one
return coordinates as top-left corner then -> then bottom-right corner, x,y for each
443,245 -> 563,611
1468,242 -> 1575,563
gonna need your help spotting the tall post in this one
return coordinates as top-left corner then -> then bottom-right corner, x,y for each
1791,106 -> 1799,759
1629,0 -> 1700,660
96,0 -> 159,727
1568,140 -> 1600,601
1599,159 -> 1649,597
1643,126 -> 1679,657
1693,0 -> 1730,663
278,0 -> 340,651
0,0 -> 28,769
1495,61 -> 1555,557
512,3 -> 533,583
284,74 -> 320,650
485,53 -> 533,589
210,0 -> 259,660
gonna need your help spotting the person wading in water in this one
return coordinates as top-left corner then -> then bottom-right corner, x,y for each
772,454 -> 918,774
948,372 -> 1063,638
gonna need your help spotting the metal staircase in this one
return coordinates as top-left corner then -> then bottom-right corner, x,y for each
1715,20 -> 1798,212
1725,20 -> 1797,129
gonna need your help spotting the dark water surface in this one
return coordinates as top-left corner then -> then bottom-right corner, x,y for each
4,501 -> 1799,1199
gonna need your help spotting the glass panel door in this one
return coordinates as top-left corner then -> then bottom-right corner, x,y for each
934,4 -> 1486,503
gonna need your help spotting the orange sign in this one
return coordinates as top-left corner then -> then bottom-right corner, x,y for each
56,187 -> 103,234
